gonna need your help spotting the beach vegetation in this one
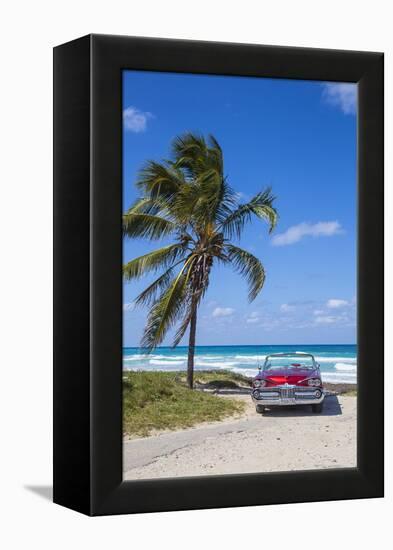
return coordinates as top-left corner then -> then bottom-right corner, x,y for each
123,370 -> 248,436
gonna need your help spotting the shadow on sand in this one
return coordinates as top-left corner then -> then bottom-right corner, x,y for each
210,387 -> 343,417
260,394 -> 342,417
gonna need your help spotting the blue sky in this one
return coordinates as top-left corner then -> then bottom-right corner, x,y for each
122,71 -> 357,346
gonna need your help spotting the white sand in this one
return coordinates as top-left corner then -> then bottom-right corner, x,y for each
123,394 -> 356,480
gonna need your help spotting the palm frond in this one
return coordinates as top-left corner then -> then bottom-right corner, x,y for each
207,134 -> 223,173
225,244 -> 266,301
140,257 -> 195,350
172,133 -> 207,160
125,196 -> 171,217
172,133 -> 213,179
134,265 -> 179,307
123,244 -> 186,281
136,160 -> 185,198
220,188 -> 278,239
199,176 -> 238,225
122,212 -> 176,239
189,169 -> 223,224
167,181 -> 202,223
172,301 -> 195,347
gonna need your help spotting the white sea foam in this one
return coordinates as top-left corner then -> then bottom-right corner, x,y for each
231,354 -> 356,365
314,356 -> 356,363
148,353 -> 183,361
157,355 -> 187,360
322,372 -> 356,379
234,355 -> 266,361
334,363 -> 357,371
124,354 -> 189,363
149,359 -> 185,366
123,354 -> 149,361
233,367 -> 259,377
195,360 -> 237,368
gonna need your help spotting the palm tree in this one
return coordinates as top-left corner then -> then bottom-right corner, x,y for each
123,133 -> 278,389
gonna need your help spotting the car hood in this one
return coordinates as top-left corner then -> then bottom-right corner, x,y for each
257,368 -> 318,385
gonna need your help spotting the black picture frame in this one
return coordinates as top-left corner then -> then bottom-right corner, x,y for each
53,34 -> 384,516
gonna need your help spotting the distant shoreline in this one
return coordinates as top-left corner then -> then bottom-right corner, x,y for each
123,345 -> 357,385
122,368 -> 357,391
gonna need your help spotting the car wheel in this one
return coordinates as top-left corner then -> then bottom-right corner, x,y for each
312,402 -> 324,413
256,405 -> 266,414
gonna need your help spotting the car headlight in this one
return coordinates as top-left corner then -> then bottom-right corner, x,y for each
314,389 -> 322,398
307,378 -> 322,387
252,389 -> 260,399
254,379 -> 266,388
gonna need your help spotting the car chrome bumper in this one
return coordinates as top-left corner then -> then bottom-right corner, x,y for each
251,385 -> 325,406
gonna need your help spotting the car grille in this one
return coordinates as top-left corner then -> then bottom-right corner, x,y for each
294,391 -> 316,399
254,387 -> 320,401
280,387 -> 294,399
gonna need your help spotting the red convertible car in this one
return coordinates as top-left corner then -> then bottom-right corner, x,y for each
251,352 -> 324,414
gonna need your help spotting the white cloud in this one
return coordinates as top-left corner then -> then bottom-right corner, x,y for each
314,315 -> 339,324
313,309 -> 324,316
271,221 -> 343,246
246,317 -> 260,324
258,318 -> 281,331
326,298 -> 349,309
321,83 -> 357,115
246,311 -> 260,324
123,302 -> 135,312
280,303 -> 295,312
212,307 -> 235,318
123,106 -> 153,132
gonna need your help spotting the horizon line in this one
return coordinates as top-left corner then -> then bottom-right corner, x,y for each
123,343 -> 357,349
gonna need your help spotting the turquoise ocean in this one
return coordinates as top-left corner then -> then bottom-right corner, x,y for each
123,344 -> 357,384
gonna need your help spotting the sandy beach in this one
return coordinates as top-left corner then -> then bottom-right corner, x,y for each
124,392 -> 357,480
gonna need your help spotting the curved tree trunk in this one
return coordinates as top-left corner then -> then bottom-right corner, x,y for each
187,308 -> 197,389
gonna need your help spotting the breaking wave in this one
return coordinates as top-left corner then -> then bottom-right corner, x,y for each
334,363 -> 357,371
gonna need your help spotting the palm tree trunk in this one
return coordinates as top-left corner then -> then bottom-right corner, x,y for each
187,308 -> 197,389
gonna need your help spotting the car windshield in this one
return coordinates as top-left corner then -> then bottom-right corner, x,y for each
263,355 -> 316,371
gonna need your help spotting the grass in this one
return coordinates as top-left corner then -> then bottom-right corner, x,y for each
123,370 -> 249,437
193,370 -> 252,388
